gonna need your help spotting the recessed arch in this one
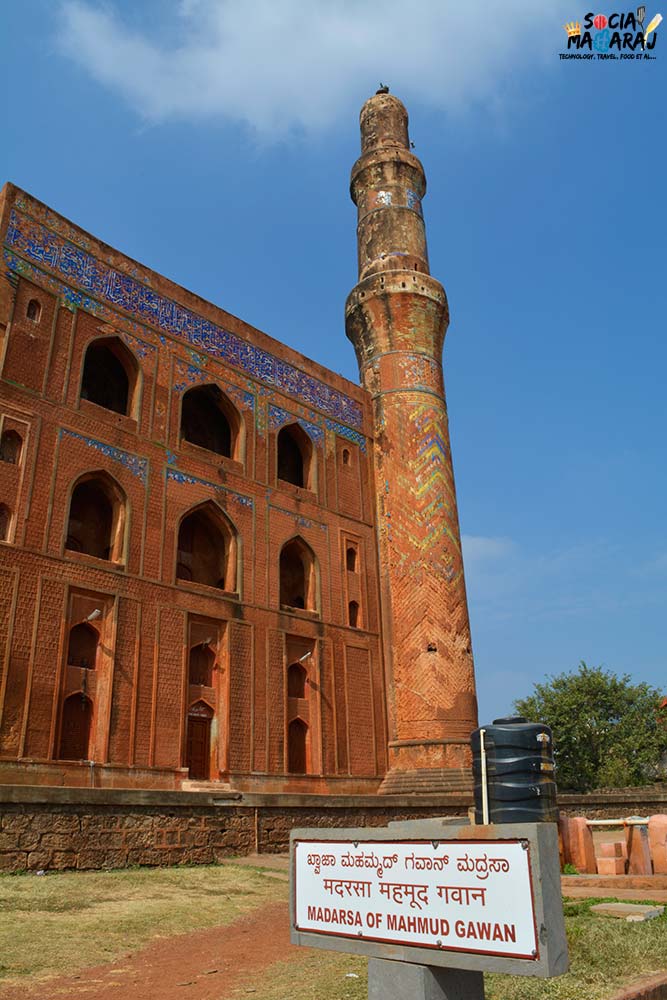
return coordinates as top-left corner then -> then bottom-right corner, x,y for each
0,504 -> 11,542
0,429 -> 22,465
65,471 -> 127,562
58,694 -> 93,761
277,423 -> 313,489
288,717 -> 308,774
180,384 -> 239,459
279,535 -> 318,612
346,546 -> 357,572
26,298 -> 42,322
186,700 -> 214,779
80,336 -> 139,417
287,661 -> 307,698
348,600 -> 360,628
189,643 -> 215,686
67,622 -> 99,669
176,501 -> 237,592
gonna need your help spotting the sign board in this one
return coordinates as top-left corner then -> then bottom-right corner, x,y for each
290,819 -> 568,978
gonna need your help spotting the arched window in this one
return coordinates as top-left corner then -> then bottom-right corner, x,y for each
288,718 -> 308,774
58,694 -> 93,761
177,503 -> 235,591
342,448 -> 351,466
189,643 -> 215,686
67,623 -> 98,669
348,600 -> 360,628
80,337 -> 137,417
26,298 -> 41,322
279,537 -> 317,611
0,504 -> 11,542
287,662 -> 307,698
65,474 -> 126,562
180,384 -> 237,458
277,424 -> 312,489
346,546 -> 357,572
0,430 -> 22,465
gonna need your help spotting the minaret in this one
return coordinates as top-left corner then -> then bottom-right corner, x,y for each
345,90 -> 478,793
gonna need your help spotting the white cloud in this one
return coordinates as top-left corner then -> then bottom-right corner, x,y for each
56,0 -> 569,136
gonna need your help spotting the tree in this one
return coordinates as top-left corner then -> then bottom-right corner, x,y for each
513,662 -> 667,792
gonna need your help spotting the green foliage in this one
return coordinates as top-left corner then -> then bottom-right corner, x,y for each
514,662 -> 667,792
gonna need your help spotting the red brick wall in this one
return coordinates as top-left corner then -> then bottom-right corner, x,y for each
0,183 -> 386,792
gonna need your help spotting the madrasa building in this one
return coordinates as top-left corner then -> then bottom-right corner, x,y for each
0,90 -> 478,799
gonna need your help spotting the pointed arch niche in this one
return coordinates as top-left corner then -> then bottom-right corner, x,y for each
180,384 -> 241,461
284,636 -> 320,777
279,536 -> 319,613
176,502 -> 238,593
277,423 -> 314,490
80,336 -> 139,418
184,617 -> 229,781
55,593 -> 114,767
65,472 -> 127,563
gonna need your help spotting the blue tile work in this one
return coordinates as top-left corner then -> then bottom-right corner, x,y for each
173,360 -> 254,412
324,418 -> 367,453
165,450 -> 178,466
6,207 -> 364,429
269,503 -> 328,533
60,429 -> 148,484
268,405 -> 325,447
166,468 -> 253,509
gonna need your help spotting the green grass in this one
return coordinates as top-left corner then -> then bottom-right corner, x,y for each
1,869 -> 666,1000
0,863 -> 286,984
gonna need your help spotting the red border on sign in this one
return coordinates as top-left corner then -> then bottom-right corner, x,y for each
292,838 -> 540,962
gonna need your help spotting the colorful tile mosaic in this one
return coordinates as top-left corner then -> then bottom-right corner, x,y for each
166,468 -> 253,509
268,405 -> 324,447
172,360 -> 254,412
6,208 -> 364,429
60,429 -> 148,484
324,418 -> 367,453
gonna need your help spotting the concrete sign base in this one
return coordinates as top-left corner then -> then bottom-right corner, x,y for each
368,959 -> 485,999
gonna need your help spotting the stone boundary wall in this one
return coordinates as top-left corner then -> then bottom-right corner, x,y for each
1,785 -> 666,873
0,786 -> 471,872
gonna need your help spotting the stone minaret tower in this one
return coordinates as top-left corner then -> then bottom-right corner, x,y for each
345,91 -> 478,793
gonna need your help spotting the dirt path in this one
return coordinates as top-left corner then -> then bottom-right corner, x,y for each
1,901 -> 297,1000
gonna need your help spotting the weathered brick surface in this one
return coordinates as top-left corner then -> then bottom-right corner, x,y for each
0,182 -> 386,793
345,92 -> 478,792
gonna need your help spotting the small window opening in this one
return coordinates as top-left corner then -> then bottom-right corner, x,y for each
80,338 -> 136,416
181,384 -> 235,458
279,537 -> 316,611
288,718 -> 308,774
66,478 -> 122,561
277,424 -> 311,488
342,448 -> 351,466
287,662 -> 307,698
67,623 -> 98,669
346,546 -> 357,572
26,299 -> 41,322
0,430 -> 22,465
177,505 -> 232,590
427,642 -> 437,653
348,600 -> 360,628
189,643 -> 215,686
0,504 -> 11,541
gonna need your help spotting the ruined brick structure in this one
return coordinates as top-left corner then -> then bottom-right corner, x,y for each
0,92 -> 477,796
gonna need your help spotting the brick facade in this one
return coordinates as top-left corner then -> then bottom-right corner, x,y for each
0,177 -> 388,794
0,92 -> 479,797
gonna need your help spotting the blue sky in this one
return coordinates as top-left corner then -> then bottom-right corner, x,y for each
3,1 -> 666,723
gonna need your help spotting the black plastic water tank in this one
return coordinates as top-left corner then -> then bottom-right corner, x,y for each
470,716 -> 557,824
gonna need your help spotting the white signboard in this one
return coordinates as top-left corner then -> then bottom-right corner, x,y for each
293,838 -> 539,961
